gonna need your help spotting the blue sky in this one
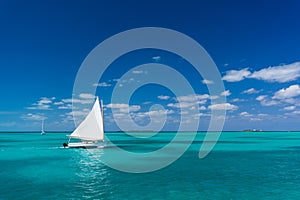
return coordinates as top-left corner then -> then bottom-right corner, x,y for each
0,0 -> 300,131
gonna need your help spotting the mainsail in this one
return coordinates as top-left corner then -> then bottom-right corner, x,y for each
70,97 -> 104,141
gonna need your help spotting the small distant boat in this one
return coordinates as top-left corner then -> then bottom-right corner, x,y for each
41,119 -> 46,135
63,97 -> 105,148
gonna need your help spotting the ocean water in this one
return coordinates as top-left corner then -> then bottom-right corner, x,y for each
1,131 -> 300,200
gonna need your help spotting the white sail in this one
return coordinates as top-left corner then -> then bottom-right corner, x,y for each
41,119 -> 45,135
70,97 -> 104,141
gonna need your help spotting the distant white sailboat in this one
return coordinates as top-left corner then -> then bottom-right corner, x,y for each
63,97 -> 105,148
41,119 -> 46,135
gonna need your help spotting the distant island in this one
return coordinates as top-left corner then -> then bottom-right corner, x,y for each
243,129 -> 263,132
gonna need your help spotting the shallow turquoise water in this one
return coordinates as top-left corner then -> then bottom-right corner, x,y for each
1,132 -> 300,199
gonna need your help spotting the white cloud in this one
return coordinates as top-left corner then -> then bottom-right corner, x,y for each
208,103 -> 238,111
168,101 -> 207,109
39,97 -> 55,104
66,109 -> 90,117
222,68 -> 251,82
283,106 -> 296,111
21,113 -> 47,121
250,117 -> 262,121
106,103 -> 131,109
58,104 -> 72,110
250,62 -> 300,83
158,95 -> 170,100
176,94 -> 210,102
231,98 -> 245,102
152,56 -> 161,62
137,109 -> 174,117
106,103 -> 141,113
273,85 -> 300,100
62,98 -> 93,105
166,94 -> 212,111
210,95 -> 219,100
240,111 -> 252,117
222,62 -> 300,83
167,94 -> 209,109
221,90 -> 231,97
167,102 -> 195,109
26,105 -> 50,110
260,100 -> 279,106
202,79 -> 214,84
54,102 -> 64,105
256,95 -> 267,101
257,113 -> 268,117
199,106 -> 206,110
93,82 -> 112,87
26,97 -> 55,110
79,93 -> 95,99
242,88 -> 261,94
256,95 -> 279,106
132,70 -> 143,74
292,110 -> 300,114
62,93 -> 96,105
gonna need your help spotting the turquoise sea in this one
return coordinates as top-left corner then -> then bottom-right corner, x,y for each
1,131 -> 300,200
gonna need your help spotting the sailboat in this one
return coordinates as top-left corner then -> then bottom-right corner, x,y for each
41,119 -> 46,135
63,97 -> 105,148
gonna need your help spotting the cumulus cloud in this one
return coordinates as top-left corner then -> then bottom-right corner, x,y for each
26,97 -> 55,110
62,98 -> 93,105
240,111 -> 252,117
135,109 -> 174,118
222,68 -> 251,82
93,82 -> 112,87
158,95 -> 170,100
222,62 -> 300,83
58,104 -> 72,110
176,94 -> 210,102
283,106 -> 296,111
167,101 -> 205,109
272,85 -> 300,100
132,70 -> 144,74
167,94 -> 211,110
221,90 -> 231,96
242,88 -> 261,94
152,56 -> 161,62
292,110 -> 300,114
62,93 -> 96,105
21,113 -> 47,121
199,106 -> 206,110
208,103 -> 238,111
66,109 -> 90,117
250,62 -> 300,83
79,93 -> 95,99
54,102 -> 64,105
231,98 -> 245,102
202,79 -> 214,84
256,95 -> 279,106
256,95 -> 267,101
260,100 -> 279,106
250,117 -> 262,121
106,103 -> 141,113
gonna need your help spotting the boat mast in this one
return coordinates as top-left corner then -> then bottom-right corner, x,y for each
42,119 -> 44,133
100,98 -> 105,141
